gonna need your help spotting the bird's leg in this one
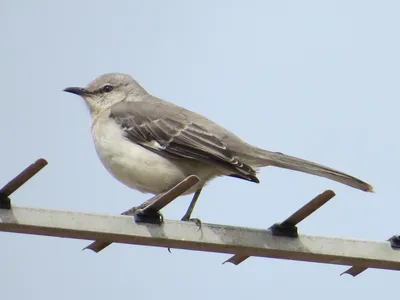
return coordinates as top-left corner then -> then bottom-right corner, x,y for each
168,188 -> 203,253
181,189 -> 203,228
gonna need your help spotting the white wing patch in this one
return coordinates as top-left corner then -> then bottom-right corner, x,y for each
143,140 -> 166,150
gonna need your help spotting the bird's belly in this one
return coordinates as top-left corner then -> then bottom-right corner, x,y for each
97,139 -> 192,194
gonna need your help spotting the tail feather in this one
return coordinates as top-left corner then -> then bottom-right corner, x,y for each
251,149 -> 373,192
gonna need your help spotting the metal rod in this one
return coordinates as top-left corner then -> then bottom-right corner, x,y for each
281,190 -> 335,226
341,266 -> 367,277
0,159 -> 48,197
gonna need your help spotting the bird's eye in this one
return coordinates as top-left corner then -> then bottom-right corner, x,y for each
102,85 -> 114,93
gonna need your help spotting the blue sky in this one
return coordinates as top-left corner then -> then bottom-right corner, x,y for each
1,0 -> 399,298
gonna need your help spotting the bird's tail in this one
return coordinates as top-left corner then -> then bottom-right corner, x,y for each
248,148 -> 373,192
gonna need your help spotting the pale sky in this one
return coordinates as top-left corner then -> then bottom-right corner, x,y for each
1,1 -> 399,299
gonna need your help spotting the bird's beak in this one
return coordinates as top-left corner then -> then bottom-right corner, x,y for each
63,87 -> 89,96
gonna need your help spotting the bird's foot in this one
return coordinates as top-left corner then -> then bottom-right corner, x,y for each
167,216 -> 202,253
181,216 -> 202,229
167,216 -> 201,253
134,209 -> 164,225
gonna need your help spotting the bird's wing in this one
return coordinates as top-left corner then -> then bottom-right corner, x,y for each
109,102 -> 259,183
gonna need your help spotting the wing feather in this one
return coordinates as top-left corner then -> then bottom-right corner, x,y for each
110,109 -> 259,183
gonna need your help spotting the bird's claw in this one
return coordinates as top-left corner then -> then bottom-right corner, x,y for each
190,218 -> 202,229
181,216 -> 202,230
167,217 -> 201,253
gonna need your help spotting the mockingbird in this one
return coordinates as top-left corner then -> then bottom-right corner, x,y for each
64,73 -> 373,223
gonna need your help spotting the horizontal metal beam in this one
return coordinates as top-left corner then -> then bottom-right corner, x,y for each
341,235 -> 400,276
1,206 -> 400,272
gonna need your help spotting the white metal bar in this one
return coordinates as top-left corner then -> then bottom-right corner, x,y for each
1,206 -> 400,272
341,235 -> 400,276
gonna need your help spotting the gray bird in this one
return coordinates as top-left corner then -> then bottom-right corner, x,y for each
64,73 -> 373,223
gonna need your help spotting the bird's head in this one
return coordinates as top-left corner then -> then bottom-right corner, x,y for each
64,73 -> 146,114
